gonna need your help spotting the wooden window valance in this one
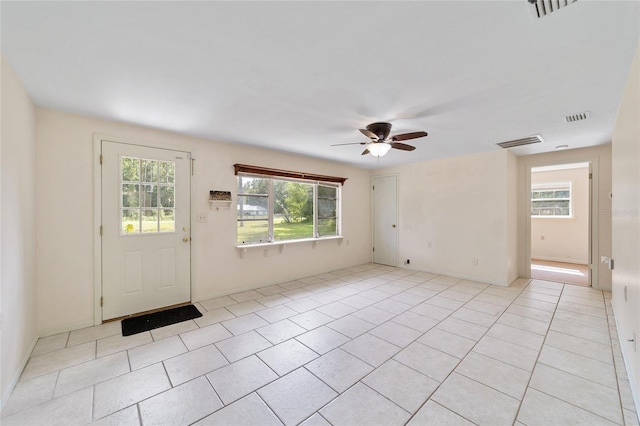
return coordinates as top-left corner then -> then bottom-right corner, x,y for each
234,164 -> 347,185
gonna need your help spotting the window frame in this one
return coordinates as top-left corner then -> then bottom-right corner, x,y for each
236,172 -> 342,246
531,181 -> 573,218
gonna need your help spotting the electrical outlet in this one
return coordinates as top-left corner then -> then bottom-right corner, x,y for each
197,212 -> 208,223
404,259 -> 410,265
472,258 -> 479,266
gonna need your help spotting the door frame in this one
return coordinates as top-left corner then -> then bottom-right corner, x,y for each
93,134 -> 196,325
371,173 -> 399,267
524,156 -> 600,288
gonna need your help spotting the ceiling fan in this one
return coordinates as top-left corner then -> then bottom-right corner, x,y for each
331,122 -> 428,157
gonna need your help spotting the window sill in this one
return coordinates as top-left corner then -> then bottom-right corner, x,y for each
531,216 -> 576,221
237,236 -> 343,249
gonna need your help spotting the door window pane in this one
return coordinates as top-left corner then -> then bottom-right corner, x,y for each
160,209 -> 175,233
141,159 -> 158,183
122,157 -> 140,181
141,209 -> 159,233
122,209 -> 140,234
159,161 -> 175,184
140,184 -> 157,207
120,156 -> 175,234
122,184 -> 139,208
160,186 -> 175,208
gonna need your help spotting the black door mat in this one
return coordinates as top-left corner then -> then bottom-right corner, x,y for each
121,304 -> 202,336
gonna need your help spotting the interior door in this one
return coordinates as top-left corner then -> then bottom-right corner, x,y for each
101,141 -> 191,320
372,175 -> 398,266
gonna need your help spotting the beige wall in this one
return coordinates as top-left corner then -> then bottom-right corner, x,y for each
611,40 -> 640,409
531,166 -> 590,264
374,150 -> 516,286
35,109 -> 372,336
0,57 -> 38,408
517,144 -> 612,290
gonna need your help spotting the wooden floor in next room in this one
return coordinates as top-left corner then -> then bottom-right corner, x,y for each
531,259 -> 590,287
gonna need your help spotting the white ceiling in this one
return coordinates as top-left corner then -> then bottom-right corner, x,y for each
2,1 -> 639,169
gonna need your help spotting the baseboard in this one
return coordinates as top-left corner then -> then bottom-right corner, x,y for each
0,336 -> 38,413
399,265 -> 509,287
38,319 -> 96,338
611,304 -> 640,418
193,261 -> 372,303
509,276 -> 531,287
531,256 -> 588,265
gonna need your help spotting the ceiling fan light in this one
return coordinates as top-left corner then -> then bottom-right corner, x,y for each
368,142 -> 391,157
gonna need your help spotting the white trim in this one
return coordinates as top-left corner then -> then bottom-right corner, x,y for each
531,256 -> 589,265
532,162 -> 590,173
93,136 -> 102,326
93,133 -> 196,326
0,337 -> 38,412
525,157 -> 599,288
38,319 -> 96,339
611,304 -> 640,416
237,235 -> 343,249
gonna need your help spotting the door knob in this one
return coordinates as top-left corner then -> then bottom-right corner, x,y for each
392,224 -> 396,228
183,237 -> 190,242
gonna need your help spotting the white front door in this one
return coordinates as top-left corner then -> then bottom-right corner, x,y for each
372,175 -> 398,266
101,141 -> 191,320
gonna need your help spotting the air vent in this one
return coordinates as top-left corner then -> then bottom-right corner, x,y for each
528,0 -> 578,19
497,135 -> 543,149
564,111 -> 590,123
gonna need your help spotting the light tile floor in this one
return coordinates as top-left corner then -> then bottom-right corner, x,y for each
2,263 -> 638,425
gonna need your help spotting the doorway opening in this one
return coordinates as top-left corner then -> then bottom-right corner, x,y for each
530,162 -> 591,287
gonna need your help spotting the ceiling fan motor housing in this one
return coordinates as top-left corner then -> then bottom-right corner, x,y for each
366,122 -> 392,141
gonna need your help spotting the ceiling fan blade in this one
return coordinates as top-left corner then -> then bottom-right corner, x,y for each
391,131 -> 428,141
330,142 -> 367,146
361,148 -> 370,155
359,128 -> 379,140
390,142 -> 416,151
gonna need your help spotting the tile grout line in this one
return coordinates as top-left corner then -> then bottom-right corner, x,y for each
513,284 -> 625,425
8,266 -> 627,424
402,278 -> 532,425
506,278 -> 563,425
243,272 -> 455,425
604,290 -> 632,425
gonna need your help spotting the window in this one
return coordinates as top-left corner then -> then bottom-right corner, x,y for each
121,156 -> 176,234
317,185 -> 338,237
531,183 -> 572,217
235,165 -> 345,245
